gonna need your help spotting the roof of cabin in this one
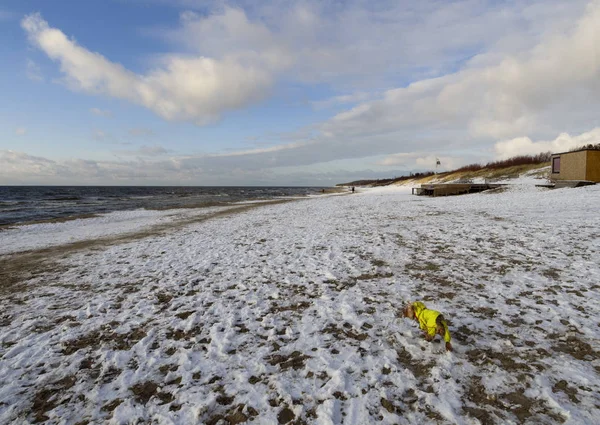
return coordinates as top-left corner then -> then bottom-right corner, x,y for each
551,148 -> 600,156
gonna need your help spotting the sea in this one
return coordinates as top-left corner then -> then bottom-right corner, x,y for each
0,186 -> 327,226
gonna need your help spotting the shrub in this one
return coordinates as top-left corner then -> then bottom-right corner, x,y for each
570,143 -> 600,151
453,163 -> 483,172
484,152 -> 552,169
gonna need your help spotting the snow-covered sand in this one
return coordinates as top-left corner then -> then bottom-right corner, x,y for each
0,206 -> 232,255
1,182 -> 599,424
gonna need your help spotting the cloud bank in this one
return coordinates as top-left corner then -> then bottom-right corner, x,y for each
323,0 -> 600,143
22,12 -> 283,125
2,128 -> 597,185
14,1 -> 600,184
494,128 -> 600,159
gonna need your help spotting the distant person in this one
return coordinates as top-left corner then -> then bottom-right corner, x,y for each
403,301 -> 452,352
351,186 -> 355,193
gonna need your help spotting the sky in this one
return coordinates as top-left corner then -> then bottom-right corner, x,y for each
1,0 -> 600,186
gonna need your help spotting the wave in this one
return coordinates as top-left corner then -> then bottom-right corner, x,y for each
48,196 -> 81,201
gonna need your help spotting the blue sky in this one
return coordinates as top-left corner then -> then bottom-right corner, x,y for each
1,0 -> 599,185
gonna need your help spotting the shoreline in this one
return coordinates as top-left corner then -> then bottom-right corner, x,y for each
0,186 -> 346,228
0,199 -> 295,292
0,213 -> 102,231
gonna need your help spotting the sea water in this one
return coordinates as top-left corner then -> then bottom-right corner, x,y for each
0,186 -> 325,226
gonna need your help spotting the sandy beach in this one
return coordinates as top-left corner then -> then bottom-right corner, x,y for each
0,201 -> 295,292
1,183 -> 599,424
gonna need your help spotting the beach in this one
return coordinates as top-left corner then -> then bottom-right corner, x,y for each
1,183 -> 599,424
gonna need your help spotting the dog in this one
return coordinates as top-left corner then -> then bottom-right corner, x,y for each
403,301 -> 452,352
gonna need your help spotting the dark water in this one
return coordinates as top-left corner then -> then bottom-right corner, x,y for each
0,186 -> 326,226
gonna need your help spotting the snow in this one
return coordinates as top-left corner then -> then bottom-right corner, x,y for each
0,206 -> 235,255
1,180 -> 600,424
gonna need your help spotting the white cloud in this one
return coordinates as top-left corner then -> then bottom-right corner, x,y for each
27,0 -> 586,130
311,0 -> 600,162
12,2 -> 600,184
15,127 -> 27,136
173,7 -> 286,64
0,148 -> 392,186
0,150 -> 61,181
22,12 -> 282,125
0,149 -> 266,185
153,1 -> 600,175
0,127 -> 596,185
90,108 -> 112,117
494,128 -> 600,159
164,0 -> 588,89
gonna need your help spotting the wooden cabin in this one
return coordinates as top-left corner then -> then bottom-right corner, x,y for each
550,148 -> 600,183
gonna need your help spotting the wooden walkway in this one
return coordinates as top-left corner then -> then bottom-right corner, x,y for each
412,183 -> 504,197
552,180 -> 596,189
